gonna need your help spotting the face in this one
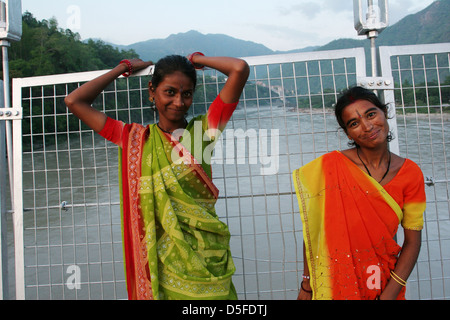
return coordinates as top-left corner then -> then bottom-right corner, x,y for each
341,99 -> 390,148
149,71 -> 194,123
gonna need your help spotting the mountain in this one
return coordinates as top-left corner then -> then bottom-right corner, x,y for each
106,1 -> 448,61
378,0 -> 450,45
317,0 -> 450,51
118,30 -> 274,61
113,0 -> 448,60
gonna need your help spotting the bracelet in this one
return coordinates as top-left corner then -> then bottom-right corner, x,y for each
390,271 -> 407,287
301,281 -> 313,294
188,52 -> 205,70
120,59 -> 133,77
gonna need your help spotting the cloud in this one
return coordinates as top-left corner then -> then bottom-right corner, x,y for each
278,0 -> 354,19
304,0 -> 434,25
278,2 -> 323,19
388,0 -> 435,24
22,0 -> 437,52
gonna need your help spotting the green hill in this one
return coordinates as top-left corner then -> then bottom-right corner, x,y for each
4,12 -> 139,78
116,30 -> 274,61
3,0 -> 449,78
318,0 -> 450,51
118,0 -> 449,59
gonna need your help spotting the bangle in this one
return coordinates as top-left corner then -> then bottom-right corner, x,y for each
390,271 -> 407,287
188,52 -> 205,70
120,59 -> 133,77
301,281 -> 313,294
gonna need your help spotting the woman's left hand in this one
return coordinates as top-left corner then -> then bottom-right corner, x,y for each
187,52 -> 205,70
121,59 -> 153,73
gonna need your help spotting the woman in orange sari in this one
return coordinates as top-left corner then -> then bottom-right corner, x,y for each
293,87 -> 426,300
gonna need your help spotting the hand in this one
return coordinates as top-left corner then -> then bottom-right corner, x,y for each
120,59 -> 153,74
187,52 -> 205,70
131,59 -> 154,72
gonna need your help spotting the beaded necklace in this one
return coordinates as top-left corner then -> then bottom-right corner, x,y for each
356,148 -> 391,184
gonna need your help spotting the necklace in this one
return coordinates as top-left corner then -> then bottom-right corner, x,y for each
157,123 -> 173,134
356,148 -> 392,183
157,119 -> 188,135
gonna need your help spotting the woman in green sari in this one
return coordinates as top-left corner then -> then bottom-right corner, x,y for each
65,53 -> 250,300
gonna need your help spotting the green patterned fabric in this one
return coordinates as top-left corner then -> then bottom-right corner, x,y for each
131,116 -> 236,300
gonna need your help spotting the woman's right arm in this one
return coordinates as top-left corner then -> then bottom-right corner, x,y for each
65,59 -> 152,133
297,241 -> 312,300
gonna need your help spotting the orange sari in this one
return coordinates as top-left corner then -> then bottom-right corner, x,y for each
293,151 -> 426,300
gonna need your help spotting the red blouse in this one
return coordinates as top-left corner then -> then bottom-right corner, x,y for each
99,94 -> 238,148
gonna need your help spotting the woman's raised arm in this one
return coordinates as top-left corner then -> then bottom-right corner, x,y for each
65,59 -> 152,133
189,54 -> 250,104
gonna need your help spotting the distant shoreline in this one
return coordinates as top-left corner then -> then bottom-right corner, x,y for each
288,107 -> 450,121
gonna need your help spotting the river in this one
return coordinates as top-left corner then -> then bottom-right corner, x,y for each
4,101 -> 449,300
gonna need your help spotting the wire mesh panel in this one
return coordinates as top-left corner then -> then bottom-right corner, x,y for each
219,50 -> 365,299
380,43 -> 450,300
12,48 -> 368,300
20,75 -> 156,299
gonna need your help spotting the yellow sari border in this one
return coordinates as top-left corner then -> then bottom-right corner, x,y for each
293,151 -> 406,300
293,157 -> 331,299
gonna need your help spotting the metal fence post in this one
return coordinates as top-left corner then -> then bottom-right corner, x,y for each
0,79 -> 9,300
10,79 -> 24,300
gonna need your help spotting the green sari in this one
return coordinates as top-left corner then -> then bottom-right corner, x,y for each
119,114 -> 236,300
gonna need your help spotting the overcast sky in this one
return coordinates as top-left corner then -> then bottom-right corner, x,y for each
22,0 -> 435,51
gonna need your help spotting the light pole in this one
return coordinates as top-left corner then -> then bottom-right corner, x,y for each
0,0 -> 22,300
353,0 -> 389,76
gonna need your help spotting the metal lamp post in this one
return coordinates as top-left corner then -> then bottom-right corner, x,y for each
0,0 -> 22,300
353,0 -> 389,76
354,0 -> 399,157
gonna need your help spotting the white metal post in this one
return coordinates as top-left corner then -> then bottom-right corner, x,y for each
1,43 -> 24,300
1,77 -> 24,300
11,96 -> 23,300
0,40 -> 13,301
0,80 -> 8,300
1,43 -> 13,205
353,0 -> 389,76
0,0 -> 23,300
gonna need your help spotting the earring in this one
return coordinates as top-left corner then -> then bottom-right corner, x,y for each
149,97 -> 156,110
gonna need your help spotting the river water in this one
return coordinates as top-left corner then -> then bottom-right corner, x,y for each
5,102 -> 449,300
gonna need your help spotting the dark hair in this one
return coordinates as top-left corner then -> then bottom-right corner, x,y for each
334,86 -> 393,147
151,55 -> 197,89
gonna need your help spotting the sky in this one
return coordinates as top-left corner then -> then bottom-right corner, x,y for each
21,0 -> 435,51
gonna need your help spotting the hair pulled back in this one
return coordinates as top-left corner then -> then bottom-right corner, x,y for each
334,86 -> 393,147
151,55 -> 197,89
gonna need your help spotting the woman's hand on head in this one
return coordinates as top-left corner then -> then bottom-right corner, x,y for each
121,59 -> 154,73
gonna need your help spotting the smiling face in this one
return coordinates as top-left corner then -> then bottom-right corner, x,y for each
149,71 -> 195,125
341,99 -> 390,149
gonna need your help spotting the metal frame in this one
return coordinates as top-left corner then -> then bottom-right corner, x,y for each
4,44 -> 449,300
379,42 -> 450,299
0,80 -> 8,300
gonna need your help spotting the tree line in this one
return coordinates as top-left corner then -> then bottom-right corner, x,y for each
3,12 -> 139,79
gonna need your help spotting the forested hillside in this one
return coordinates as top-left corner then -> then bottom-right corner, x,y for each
318,0 -> 449,51
3,12 -> 139,78
3,0 -> 449,78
